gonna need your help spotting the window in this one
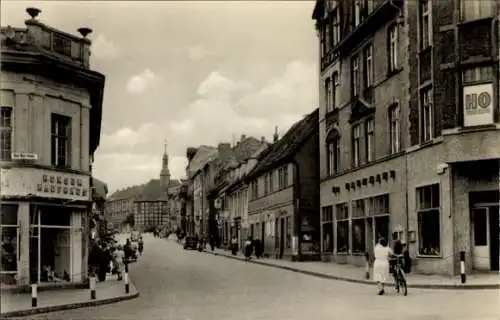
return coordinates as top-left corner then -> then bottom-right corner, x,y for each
325,78 -> 333,113
332,72 -> 339,109
321,206 -> 334,253
352,124 -> 361,167
264,175 -> 269,195
366,194 -> 391,246
51,114 -> 71,168
388,25 -> 399,72
320,25 -> 326,57
327,138 -> 340,176
351,56 -> 360,97
389,104 -> 400,154
351,199 -> 366,253
365,119 -> 375,162
354,1 -> 361,27
269,172 -> 274,193
332,9 -> 340,46
364,45 -> 373,88
462,66 -> 494,84
461,0 -> 494,22
417,184 -> 440,256
325,18 -> 331,52
0,107 -> 12,161
1,204 -> 18,285
251,181 -> 258,199
420,87 -> 433,142
278,166 -> 288,189
335,203 -> 349,253
419,0 -> 432,49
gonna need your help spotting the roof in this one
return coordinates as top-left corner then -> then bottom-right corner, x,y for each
92,178 -> 108,201
108,179 -> 167,201
245,108 -> 319,181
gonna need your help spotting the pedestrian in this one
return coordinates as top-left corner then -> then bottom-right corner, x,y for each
112,245 -> 125,281
97,242 -> 111,282
231,236 -> 238,255
244,237 -> 253,261
253,238 -> 263,258
373,237 -> 392,295
138,236 -> 144,255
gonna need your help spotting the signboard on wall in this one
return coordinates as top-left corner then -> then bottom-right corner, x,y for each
463,83 -> 494,127
0,167 -> 91,201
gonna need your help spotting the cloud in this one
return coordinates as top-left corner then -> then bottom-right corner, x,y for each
126,69 -> 160,94
92,152 -> 188,194
188,45 -> 212,61
100,123 -> 160,149
91,34 -> 120,60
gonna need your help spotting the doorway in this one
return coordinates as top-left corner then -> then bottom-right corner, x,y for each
472,205 -> 499,271
261,222 -> 265,248
279,218 -> 285,259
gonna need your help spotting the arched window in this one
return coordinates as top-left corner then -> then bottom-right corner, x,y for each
325,129 -> 341,176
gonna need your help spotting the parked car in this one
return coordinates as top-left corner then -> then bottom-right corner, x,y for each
183,236 -> 198,250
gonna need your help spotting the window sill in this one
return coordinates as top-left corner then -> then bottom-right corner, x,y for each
458,16 -> 494,28
386,67 -> 403,79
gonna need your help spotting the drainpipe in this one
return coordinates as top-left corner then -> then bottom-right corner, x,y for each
291,159 -> 301,261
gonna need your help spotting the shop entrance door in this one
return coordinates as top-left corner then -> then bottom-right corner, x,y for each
472,205 -> 499,271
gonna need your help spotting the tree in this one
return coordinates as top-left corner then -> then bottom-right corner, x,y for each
124,213 -> 135,227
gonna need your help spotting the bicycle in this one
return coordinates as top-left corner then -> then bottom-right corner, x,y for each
390,255 -> 408,296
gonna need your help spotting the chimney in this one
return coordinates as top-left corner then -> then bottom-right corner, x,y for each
217,143 -> 232,161
261,136 -> 266,143
273,126 -> 279,142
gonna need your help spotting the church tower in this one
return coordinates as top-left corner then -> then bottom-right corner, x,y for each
160,139 -> 171,189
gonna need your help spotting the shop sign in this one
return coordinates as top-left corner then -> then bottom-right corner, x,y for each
463,83 -> 494,127
0,167 -> 91,201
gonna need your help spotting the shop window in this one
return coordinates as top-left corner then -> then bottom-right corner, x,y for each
322,206 -> 334,253
352,219 -> 366,254
417,184 -> 441,256
1,204 -> 18,285
473,209 -> 487,246
286,216 -> 292,249
335,203 -> 349,253
0,107 -> 12,161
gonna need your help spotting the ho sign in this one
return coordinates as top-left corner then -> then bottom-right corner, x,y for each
463,83 -> 493,127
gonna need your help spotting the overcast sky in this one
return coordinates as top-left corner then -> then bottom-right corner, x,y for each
2,1 -> 319,193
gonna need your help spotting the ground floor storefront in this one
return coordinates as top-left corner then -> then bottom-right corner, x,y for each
320,141 -> 499,276
0,201 -> 88,288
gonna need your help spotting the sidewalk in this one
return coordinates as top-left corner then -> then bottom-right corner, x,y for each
205,247 -> 500,290
0,276 -> 139,318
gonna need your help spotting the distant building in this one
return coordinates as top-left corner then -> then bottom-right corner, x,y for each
133,199 -> 168,232
244,109 -> 320,260
0,7 -> 105,288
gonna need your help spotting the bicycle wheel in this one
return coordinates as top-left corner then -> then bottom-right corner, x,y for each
398,271 -> 408,296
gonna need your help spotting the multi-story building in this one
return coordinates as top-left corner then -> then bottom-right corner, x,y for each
244,109 -> 320,260
0,7 -> 105,288
210,140 -> 269,250
105,196 -> 136,230
167,180 -> 188,232
133,199 -> 168,232
313,0 -> 499,276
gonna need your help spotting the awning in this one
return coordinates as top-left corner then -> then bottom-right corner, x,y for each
92,177 -> 108,201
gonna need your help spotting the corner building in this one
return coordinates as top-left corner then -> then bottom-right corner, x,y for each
313,0 -> 499,276
0,8 -> 105,287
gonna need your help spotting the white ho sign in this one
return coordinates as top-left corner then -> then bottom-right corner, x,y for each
463,83 -> 494,127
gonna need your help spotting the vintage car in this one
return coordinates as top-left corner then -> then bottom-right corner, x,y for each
183,236 -> 198,250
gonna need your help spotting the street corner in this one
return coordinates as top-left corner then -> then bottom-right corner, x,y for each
0,279 -> 140,319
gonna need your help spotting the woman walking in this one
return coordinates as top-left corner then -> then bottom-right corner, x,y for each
244,237 -> 253,261
112,245 -> 125,281
373,237 -> 392,295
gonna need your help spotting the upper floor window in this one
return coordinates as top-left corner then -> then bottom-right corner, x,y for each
327,138 -> 340,176
388,24 -> 399,72
365,118 -> 375,162
364,45 -> 373,88
269,171 -> 274,193
325,19 -> 331,52
420,87 -> 433,143
264,175 -> 269,195
352,124 -> 361,167
0,107 -> 12,161
51,113 -> 72,168
332,9 -> 341,46
389,104 -> 400,154
351,55 -> 360,97
419,0 -> 432,50
325,78 -> 333,113
354,2 -> 362,27
278,166 -> 288,189
461,0 -> 494,22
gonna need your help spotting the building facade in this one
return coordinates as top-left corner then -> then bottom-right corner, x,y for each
133,200 -> 168,232
105,197 -> 135,230
0,8 -> 105,287
313,0 -> 499,276
245,109 -> 320,260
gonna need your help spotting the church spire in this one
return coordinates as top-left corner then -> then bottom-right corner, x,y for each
160,139 -> 170,188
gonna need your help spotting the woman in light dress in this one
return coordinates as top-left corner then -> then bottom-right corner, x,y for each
373,237 -> 392,295
112,245 -> 125,281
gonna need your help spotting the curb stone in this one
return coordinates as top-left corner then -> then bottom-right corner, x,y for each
0,285 -> 139,319
205,250 -> 500,290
